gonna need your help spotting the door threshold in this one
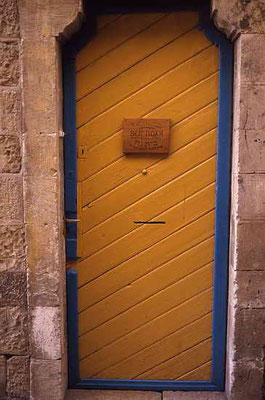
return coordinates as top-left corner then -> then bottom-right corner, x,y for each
65,389 -> 227,400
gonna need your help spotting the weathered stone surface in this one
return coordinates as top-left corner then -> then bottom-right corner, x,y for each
236,271 -> 265,308
212,0 -> 265,40
0,90 -> 21,136
0,42 -> 19,86
238,130 -> 265,173
0,272 -> 27,307
240,34 -> 265,84
0,225 -> 25,272
24,133 -> 58,177
231,360 -> 264,400
235,308 -> 265,349
30,359 -> 63,400
163,393 -> 226,400
0,136 -> 21,173
31,307 -> 61,359
0,307 -> 28,355
239,85 -> 265,131
0,356 -> 6,397
0,0 -> 19,37
66,390 -> 162,400
237,174 -> 265,219
24,175 -> 57,225
6,356 -> 29,399
26,224 -> 61,307
0,175 -> 23,223
237,221 -> 265,270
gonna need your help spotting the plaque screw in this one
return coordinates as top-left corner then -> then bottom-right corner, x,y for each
142,169 -> 148,175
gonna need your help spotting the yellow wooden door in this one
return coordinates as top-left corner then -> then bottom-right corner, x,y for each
73,11 -> 218,381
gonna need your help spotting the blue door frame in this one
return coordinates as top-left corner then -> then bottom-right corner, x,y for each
63,1 -> 233,391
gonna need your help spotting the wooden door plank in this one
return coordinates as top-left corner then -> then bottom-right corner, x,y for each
138,339 -> 211,380
80,294 -> 212,378
96,14 -> 122,30
80,157 -> 216,257
76,13 -> 166,72
76,210 -> 215,298
77,47 -> 218,148
79,263 -> 212,354
77,28 -> 211,125
78,99 -> 217,186
76,12 -> 198,100
179,361 -> 211,381
78,237 -> 214,341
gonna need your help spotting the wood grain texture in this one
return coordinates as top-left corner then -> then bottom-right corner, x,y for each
74,11 -> 218,381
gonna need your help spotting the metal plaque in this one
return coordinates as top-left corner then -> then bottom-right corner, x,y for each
123,118 -> 171,154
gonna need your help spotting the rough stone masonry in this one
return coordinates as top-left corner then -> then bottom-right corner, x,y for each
0,0 -> 265,399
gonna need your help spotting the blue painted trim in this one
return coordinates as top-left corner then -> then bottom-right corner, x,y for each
63,55 -> 78,259
64,1 -> 233,391
66,270 -> 79,386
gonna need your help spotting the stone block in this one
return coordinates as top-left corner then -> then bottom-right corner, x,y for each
24,175 -> 58,226
231,360 -> 264,400
212,0 -> 265,39
236,271 -> 265,308
0,90 -> 21,136
0,175 -> 23,223
6,356 -> 29,399
0,356 -> 6,397
26,224 -> 61,307
237,174 -> 265,219
31,307 -> 61,359
65,390 -> 162,400
236,221 -> 265,270
0,0 -> 19,37
0,136 -> 21,173
240,34 -> 265,84
163,393 -> 226,400
238,85 -> 265,131
235,308 -> 265,349
0,272 -> 27,307
0,42 -> 19,87
30,359 -> 63,400
238,130 -> 265,173
24,133 -> 58,177
0,225 -> 25,272
0,307 -> 28,355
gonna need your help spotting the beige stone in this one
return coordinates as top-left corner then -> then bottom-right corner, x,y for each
0,307 -> 28,355
0,356 -> 6,397
65,390 -> 162,400
30,359 -> 64,400
235,308 -> 265,349
236,221 -> 265,271
31,307 -> 61,359
239,85 -> 265,131
0,272 -> 27,307
0,90 -> 21,136
212,0 -> 265,40
26,224 -> 61,307
163,393 -> 226,400
236,271 -> 265,308
0,225 -> 25,272
6,356 -> 29,399
237,129 -> 265,173
240,34 -> 265,84
24,175 -> 58,225
237,174 -> 265,219
24,133 -> 58,177
0,136 -> 21,173
231,360 -> 264,400
0,42 -> 19,86
0,0 -> 19,37
0,175 -> 23,223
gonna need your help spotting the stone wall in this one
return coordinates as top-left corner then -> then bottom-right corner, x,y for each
0,0 -> 264,399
